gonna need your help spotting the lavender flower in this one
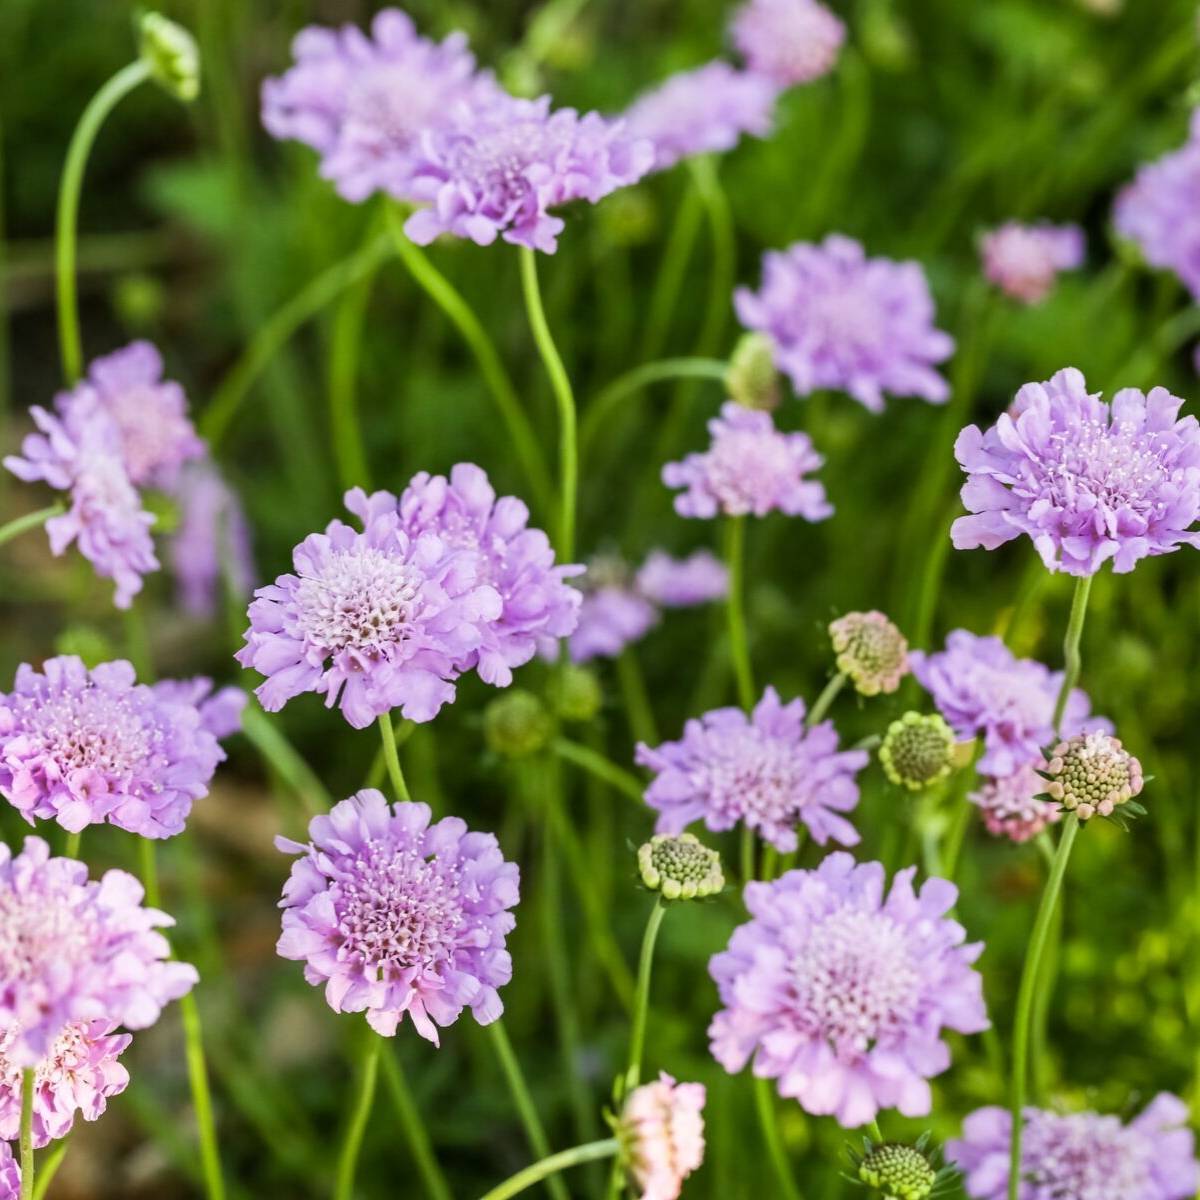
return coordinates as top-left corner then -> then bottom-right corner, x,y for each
276,790 -> 519,1044
948,1095 -> 1199,1200
730,0 -> 846,87
148,676 -> 247,740
636,686 -> 867,852
636,549 -> 729,607
619,1073 -> 707,1200
0,656 -> 230,838
980,222 -> 1085,305
735,236 -> 955,411
0,1144 -> 15,1200
663,401 -> 831,519
237,488 -> 501,728
970,765 -> 1060,843
622,62 -> 778,173
567,557 -> 660,663
951,367 -> 1200,576
709,853 -> 988,1127
0,837 -> 196,1068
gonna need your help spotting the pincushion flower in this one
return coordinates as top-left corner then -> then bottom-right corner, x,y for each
636,549 -> 729,607
969,764 -> 1060,843
730,0 -> 846,87
261,7 -> 500,203
948,1094 -> 1199,1200
735,236 -> 955,411
618,1073 -> 707,1200
276,790 -> 519,1044
237,488 -> 502,728
951,367 -> 1200,575
636,686 -> 867,851
709,853 -> 988,1127
397,463 -> 582,685
569,585 -> 659,662
0,656 -> 230,838
980,221 -> 1085,305
0,837 -> 196,1068
662,401 -> 831,519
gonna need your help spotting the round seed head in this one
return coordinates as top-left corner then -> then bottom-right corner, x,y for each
1043,730 -> 1144,821
879,712 -> 956,791
829,611 -> 909,696
483,690 -> 553,759
638,833 -> 724,900
858,1143 -> 938,1200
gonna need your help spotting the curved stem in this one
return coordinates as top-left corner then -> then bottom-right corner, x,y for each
0,504 -> 65,549
19,1069 -> 33,1200
1051,576 -> 1093,733
806,672 -> 846,727
552,738 -> 645,804
56,59 -> 151,383
623,897 -> 666,1097
334,1034 -> 381,1200
724,516 -> 755,710
380,1048 -> 452,1200
755,1075 -> 803,1200
31,1136 -> 68,1200
378,713 -> 411,802
480,1140 -> 620,1200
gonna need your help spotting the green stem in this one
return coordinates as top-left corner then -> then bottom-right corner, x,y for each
56,59 -> 151,383
623,897 -> 666,1097
123,603 -> 154,682
19,1069 -> 33,1200
180,991 -> 227,1200
378,713 -> 411,802
640,185 -> 704,362
0,504 -> 65,549
64,831 -> 82,860
687,156 -> 736,357
240,706 -> 331,819
725,516 -> 755,710
380,1049 -> 452,1200
31,1137 -> 69,1200
1051,576 -> 1093,733
139,837 -> 161,910
806,672 -> 846,727
334,1034 -> 381,1200
552,738 -> 645,804
616,649 -> 659,747
755,1075 -> 803,1200
480,1140 -> 620,1200
740,826 -> 756,886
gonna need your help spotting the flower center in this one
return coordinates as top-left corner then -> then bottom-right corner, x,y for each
694,726 -> 803,828
345,66 -> 442,155
1024,1113 -> 1153,1199
1040,419 -> 1171,518
451,121 -> 546,212
106,385 -> 186,483
0,1020 -> 97,1092
706,430 -> 797,511
0,888 -> 91,988
815,286 -> 887,352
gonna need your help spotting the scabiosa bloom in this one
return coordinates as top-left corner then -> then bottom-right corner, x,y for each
948,1095 -> 1199,1200
261,8 -> 499,203
709,853 -> 988,1127
735,236 -> 955,411
148,676 -> 247,740
730,0 -> 846,87
663,401 -> 831,520
638,833 -> 725,901
623,61 -> 778,173
404,94 -> 653,254
980,222 -> 1085,305
829,610 -> 909,696
1114,110 -> 1200,301
879,712 -> 957,792
568,557 -> 659,663
637,686 -> 867,852
0,838 -> 196,1067
910,630 -> 1107,778
397,463 -> 582,685
238,488 -> 501,728
951,367 -> 1200,575
0,656 -> 229,838
1043,730 -> 1143,821
276,790 -> 518,1044
618,1073 -> 706,1200
636,549 -> 729,607
970,764 -> 1060,843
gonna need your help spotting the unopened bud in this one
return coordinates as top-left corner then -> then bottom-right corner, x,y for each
726,333 -> 781,411
879,712 -> 956,791
140,13 -> 201,102
483,691 -> 552,758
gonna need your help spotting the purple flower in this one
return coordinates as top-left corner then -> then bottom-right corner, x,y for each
237,488 -> 502,728
261,8 -> 499,203
980,221 -> 1085,304
0,1019 -> 130,1148
0,657 -> 230,838
397,463 -> 582,685
0,837 -> 196,1068
276,790 -> 519,1044
1114,110 -> 1200,301
730,0 -> 846,88
570,582 -> 659,663
0,1144 -> 15,1200
948,1095 -> 1199,1200
148,677 -> 247,740
910,630 -> 1108,778
636,687 -> 867,852
735,235 -> 955,411
970,764 -> 1060,843
951,367 -> 1200,575
709,853 -> 989,1127
622,62 -> 778,173
404,94 -> 654,253
663,401 -> 831,520
636,549 -> 729,607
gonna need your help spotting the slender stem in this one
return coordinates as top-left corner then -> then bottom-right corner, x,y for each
687,155 -> 735,357
240,706 -> 331,819
740,826 -> 756,886
31,1137 -> 69,1200
180,991 -> 227,1200
724,517 -> 755,710
1051,576 -> 1093,733
139,837 -> 161,910
0,504 -> 65,549
378,714 -> 411,802
380,1049 -> 452,1200
552,738 -> 645,804
19,1069 -> 33,1200
754,1075 -> 802,1200
806,672 -> 846,727
480,1140 -> 620,1200
334,1034 -> 381,1200
640,184 -> 703,362
56,60 -> 151,383
123,603 -> 154,681
616,650 -> 658,747
64,831 -> 82,859
623,897 -> 667,1096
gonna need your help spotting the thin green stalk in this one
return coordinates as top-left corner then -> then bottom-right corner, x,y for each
479,1140 -> 620,1200
725,516 -> 755,710
552,738 -> 645,804
1030,890 -> 1064,1103
754,1075 -> 802,1200
240,706 -> 331,819
0,504 -> 65,549
380,1049 -> 452,1200
740,826 -> 755,886
123,603 -> 154,682
640,185 -> 704,362
64,831 -> 81,859
622,897 -> 666,1097
806,672 -> 846,727
616,649 -> 659,747
687,156 -> 735,358
56,59 -> 151,384
19,1069 -> 33,1200
1051,576 -> 1093,732
31,1137 -> 68,1200
378,713 -> 411,802
334,1034 -> 382,1200
139,837 -> 161,910
180,991 -> 227,1200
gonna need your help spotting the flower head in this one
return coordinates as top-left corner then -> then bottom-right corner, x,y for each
829,611 -> 909,696
636,686 -> 867,852
709,853 -> 989,1127
663,401 -> 831,519
276,790 -> 519,1043
735,236 -> 954,412
980,222 -> 1085,304
638,833 -> 724,900
237,488 -> 502,728
731,0 -> 846,87
0,838 -> 196,1068
636,549 -> 729,607
879,712 -> 957,792
140,13 -> 201,102
727,332 -> 782,411
855,1141 -> 940,1199
618,1073 -> 706,1200
1043,730 -> 1143,821
0,656 -> 229,838
483,690 -> 553,759
948,1095 -> 1199,1200
969,765 -> 1060,843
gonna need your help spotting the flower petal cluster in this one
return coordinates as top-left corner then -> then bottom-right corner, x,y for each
980,221 -> 1085,304
969,765 -> 1060,843
709,853 -> 988,1127
637,687 -> 867,852
952,368 -> 1200,575
635,549 -> 729,607
276,790 -> 519,1044
730,0 -> 846,88
619,1072 -> 707,1200
570,582 -> 659,662
735,236 -> 954,411
0,1143 -> 16,1200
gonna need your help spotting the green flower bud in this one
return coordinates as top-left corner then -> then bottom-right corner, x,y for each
637,833 -> 723,900
726,333 -> 781,411
140,13 -> 201,102
879,712 -> 956,791
556,664 -> 603,724
858,1143 -> 938,1200
484,691 -> 552,759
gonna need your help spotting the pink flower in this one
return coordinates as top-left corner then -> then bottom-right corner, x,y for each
970,764 -> 1060,843
620,1073 -> 707,1200
731,0 -> 846,88
980,222 -> 1085,304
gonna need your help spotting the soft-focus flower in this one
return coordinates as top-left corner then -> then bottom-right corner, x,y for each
623,62 -> 778,173
140,12 -> 201,102
261,8 -> 499,203
404,94 -> 653,253
148,676 -> 247,740
663,401 -> 831,520
829,610 -> 909,696
0,656 -> 229,838
1043,730 -> 1143,821
970,764 -> 1060,843
1114,110 -> 1200,301
636,549 -> 729,607
618,1072 -> 706,1200
709,853 -> 988,1126
556,664 -> 603,722
237,488 -> 502,728
568,557 -> 660,663
736,236 -> 954,411
879,712 -> 956,792
0,837 -> 196,1068
0,1143 -> 17,1200
276,790 -> 518,1043
910,630 -> 1107,777
398,463 -> 582,685
730,0 -> 845,87
483,690 -> 552,759
638,833 -> 724,900
948,1094 -> 1199,1200
980,221 -> 1085,304
637,686 -> 867,852
952,367 -> 1200,575
0,1019 -> 130,1148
